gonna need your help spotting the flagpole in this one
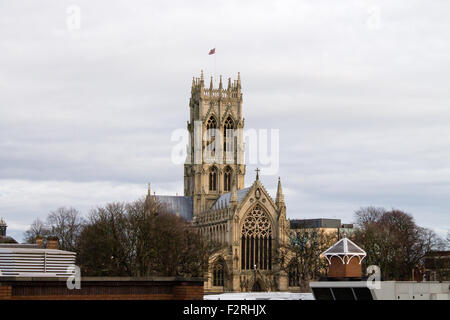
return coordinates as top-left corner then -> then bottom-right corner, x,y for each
214,46 -> 216,86
209,47 -> 217,85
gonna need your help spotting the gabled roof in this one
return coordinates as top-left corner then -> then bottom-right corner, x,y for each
322,236 -> 366,264
156,195 -> 193,221
211,187 -> 251,210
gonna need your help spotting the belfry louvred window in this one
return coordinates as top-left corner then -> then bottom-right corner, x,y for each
209,166 -> 217,191
206,116 -> 217,155
224,116 -> 234,152
224,166 -> 232,192
241,204 -> 272,270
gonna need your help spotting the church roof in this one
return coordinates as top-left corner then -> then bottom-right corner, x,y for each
155,195 -> 193,221
211,187 -> 251,210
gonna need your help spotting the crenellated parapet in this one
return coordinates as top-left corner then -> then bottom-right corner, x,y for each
191,71 -> 242,103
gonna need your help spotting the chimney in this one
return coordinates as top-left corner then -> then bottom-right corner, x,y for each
36,235 -> 43,247
322,235 -> 366,279
46,237 -> 59,250
0,218 -> 7,237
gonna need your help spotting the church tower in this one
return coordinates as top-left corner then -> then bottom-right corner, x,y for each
184,71 -> 245,214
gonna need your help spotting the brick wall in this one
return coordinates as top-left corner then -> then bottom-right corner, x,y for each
0,285 -> 12,299
173,282 -> 204,300
328,256 -> 362,278
0,277 -> 203,300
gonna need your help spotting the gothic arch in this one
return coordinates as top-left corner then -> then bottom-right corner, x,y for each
209,166 -> 218,191
223,116 -> 235,153
205,115 -> 218,157
205,115 -> 218,130
212,256 -> 227,287
251,278 -> 265,292
223,166 -> 232,192
240,204 -> 273,271
222,113 -> 236,126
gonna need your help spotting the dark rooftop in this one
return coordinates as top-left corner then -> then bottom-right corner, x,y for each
290,218 -> 342,229
156,195 -> 193,221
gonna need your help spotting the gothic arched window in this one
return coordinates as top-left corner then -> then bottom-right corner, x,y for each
209,166 -> 217,191
205,116 -> 218,157
288,260 -> 300,287
206,115 -> 217,130
241,205 -> 272,270
224,116 -> 234,152
224,166 -> 232,192
213,261 -> 224,286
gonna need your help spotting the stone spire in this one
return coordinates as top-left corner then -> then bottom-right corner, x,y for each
144,183 -> 154,215
275,177 -> 285,205
237,72 -> 241,89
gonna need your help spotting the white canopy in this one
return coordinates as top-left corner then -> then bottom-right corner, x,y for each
322,236 -> 366,265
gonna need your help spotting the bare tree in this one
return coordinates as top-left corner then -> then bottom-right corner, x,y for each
47,207 -> 85,251
24,218 -> 51,244
279,229 -> 335,291
447,232 -> 450,248
353,207 -> 441,280
76,198 -> 216,277
24,207 -> 85,251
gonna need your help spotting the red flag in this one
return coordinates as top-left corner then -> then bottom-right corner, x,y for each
208,48 -> 215,55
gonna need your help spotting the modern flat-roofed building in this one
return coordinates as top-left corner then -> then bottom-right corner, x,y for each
0,218 -> 76,278
0,244 -> 76,278
290,218 -> 354,239
424,251 -> 450,282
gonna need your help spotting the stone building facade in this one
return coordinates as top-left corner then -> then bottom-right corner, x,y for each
149,72 -> 291,292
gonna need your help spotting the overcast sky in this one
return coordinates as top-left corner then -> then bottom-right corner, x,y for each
1,1 -> 449,242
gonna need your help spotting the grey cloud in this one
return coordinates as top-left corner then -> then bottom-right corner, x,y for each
0,0 -> 449,241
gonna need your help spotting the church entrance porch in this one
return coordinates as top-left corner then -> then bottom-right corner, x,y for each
251,280 -> 264,292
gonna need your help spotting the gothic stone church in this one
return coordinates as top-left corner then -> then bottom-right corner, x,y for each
148,72 -> 291,292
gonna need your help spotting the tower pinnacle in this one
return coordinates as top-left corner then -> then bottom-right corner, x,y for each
276,177 -> 285,205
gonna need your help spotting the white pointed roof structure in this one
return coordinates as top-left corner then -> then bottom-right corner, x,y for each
322,235 -> 366,265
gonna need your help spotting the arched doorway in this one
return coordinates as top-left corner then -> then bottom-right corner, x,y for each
251,280 -> 263,292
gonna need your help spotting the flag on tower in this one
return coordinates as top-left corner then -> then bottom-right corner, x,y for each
208,48 -> 216,55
